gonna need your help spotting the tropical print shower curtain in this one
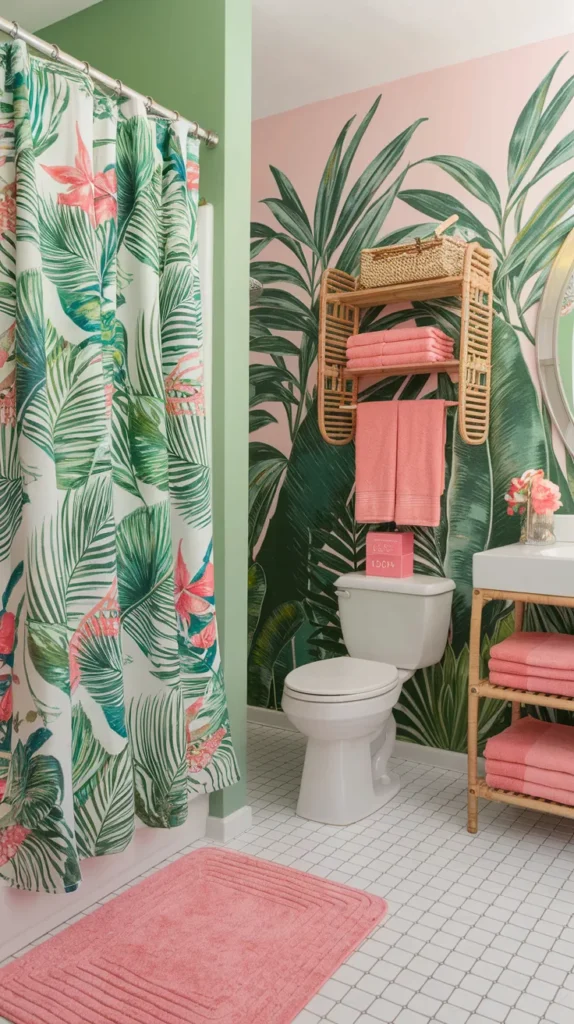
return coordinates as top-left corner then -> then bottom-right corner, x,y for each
0,41 -> 238,893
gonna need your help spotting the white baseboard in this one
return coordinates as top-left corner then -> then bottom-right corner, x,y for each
394,739 -> 485,776
206,804 -> 253,842
248,705 -> 297,731
247,705 -> 484,775
0,794 -> 209,962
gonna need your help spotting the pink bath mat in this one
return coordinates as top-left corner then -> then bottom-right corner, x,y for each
0,848 -> 387,1024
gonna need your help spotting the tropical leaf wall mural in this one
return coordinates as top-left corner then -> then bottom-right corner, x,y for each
249,39 -> 574,749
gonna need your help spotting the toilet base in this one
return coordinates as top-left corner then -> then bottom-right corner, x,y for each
295,717 -> 400,826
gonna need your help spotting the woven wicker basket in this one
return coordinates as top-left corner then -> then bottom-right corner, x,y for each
360,214 -> 465,288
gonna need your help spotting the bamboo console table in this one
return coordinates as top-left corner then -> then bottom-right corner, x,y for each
468,586 -> 574,833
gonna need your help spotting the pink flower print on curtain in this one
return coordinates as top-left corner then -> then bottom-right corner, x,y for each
185,697 -> 226,772
186,160 -> 200,192
42,123 -> 117,228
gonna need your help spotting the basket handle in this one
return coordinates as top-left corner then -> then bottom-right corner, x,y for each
434,214 -> 459,238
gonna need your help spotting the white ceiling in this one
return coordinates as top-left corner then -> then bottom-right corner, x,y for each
253,0 -> 574,119
1,0 -> 100,33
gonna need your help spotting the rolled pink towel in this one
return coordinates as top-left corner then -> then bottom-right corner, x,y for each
347,350 -> 453,370
489,669 -> 574,698
484,715 -> 574,775
486,757 -> 574,793
347,327 -> 453,349
489,631 -> 574,670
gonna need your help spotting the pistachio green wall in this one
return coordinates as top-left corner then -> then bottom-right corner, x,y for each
41,0 -> 251,816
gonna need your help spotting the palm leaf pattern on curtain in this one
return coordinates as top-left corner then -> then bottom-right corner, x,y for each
0,40 -> 237,894
249,55 -> 574,741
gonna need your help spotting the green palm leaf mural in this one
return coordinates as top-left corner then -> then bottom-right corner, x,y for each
249,57 -> 574,746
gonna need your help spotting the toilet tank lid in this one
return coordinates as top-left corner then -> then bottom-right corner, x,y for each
336,571 -> 455,596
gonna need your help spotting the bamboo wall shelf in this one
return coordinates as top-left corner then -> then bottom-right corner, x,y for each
468,586 -> 574,833
318,242 -> 493,447
345,360 -> 460,379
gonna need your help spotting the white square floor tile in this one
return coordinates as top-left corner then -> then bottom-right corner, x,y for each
4,722 -> 574,1024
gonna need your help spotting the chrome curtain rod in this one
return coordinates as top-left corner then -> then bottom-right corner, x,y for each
0,17 -> 219,147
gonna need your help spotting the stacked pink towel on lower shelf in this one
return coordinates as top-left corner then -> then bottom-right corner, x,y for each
347,327 -> 454,370
489,631 -> 574,698
484,716 -> 574,806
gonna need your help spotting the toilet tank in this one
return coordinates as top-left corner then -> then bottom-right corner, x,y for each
336,571 -> 455,670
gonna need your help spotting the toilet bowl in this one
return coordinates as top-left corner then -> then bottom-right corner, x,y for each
282,571 -> 455,825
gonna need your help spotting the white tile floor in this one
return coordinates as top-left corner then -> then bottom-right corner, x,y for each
3,722 -> 574,1024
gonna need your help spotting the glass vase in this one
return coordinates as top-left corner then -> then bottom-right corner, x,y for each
521,501 -> 555,545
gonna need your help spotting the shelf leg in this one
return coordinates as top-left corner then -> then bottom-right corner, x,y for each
511,600 -> 525,724
468,588 -> 484,834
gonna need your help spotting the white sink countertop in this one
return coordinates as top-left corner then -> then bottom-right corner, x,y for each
473,516 -> 574,597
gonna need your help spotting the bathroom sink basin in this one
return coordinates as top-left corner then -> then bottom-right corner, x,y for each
474,540 -> 574,597
538,545 -> 574,559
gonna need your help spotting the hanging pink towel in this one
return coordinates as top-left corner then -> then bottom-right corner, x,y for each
489,630 -> 574,669
347,350 -> 453,370
486,758 -> 574,792
489,658 -> 574,682
355,402 -> 398,523
484,715 -> 574,775
485,772 -> 574,806
489,669 -> 574,698
347,327 -> 453,348
394,400 -> 448,527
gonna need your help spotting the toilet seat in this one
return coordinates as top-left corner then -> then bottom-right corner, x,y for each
284,657 -> 399,703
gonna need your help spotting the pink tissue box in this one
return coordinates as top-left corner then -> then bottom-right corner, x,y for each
366,531 -> 414,578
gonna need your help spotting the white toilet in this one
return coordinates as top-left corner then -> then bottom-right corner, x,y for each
282,571 -> 455,825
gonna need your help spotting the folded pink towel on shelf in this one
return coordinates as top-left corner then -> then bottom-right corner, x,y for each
347,351 -> 453,370
485,773 -> 574,807
346,340 -> 454,360
486,758 -> 574,792
355,401 -> 398,523
489,658 -> 574,682
484,715 -> 574,775
347,327 -> 453,348
394,400 -> 448,528
489,631 -> 574,669
489,669 -> 574,698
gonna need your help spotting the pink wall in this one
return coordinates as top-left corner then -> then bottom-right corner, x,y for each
253,33 -> 574,239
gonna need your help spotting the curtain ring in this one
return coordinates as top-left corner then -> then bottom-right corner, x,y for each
189,121 -> 199,138
51,44 -> 61,61
172,110 -> 180,122
82,60 -> 91,76
145,95 -> 154,113
9,21 -> 19,39
115,79 -> 123,98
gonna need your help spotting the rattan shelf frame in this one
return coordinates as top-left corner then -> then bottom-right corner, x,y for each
468,585 -> 574,833
318,242 -> 493,447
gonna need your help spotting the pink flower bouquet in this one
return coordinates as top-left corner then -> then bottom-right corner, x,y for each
505,469 -> 562,544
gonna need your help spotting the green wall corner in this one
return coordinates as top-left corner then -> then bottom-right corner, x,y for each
41,0 -> 251,817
